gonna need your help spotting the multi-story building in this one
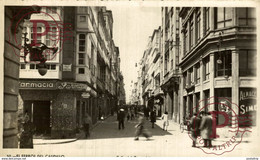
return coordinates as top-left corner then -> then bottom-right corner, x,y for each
18,6 -> 123,138
160,7 -> 182,122
140,27 -> 162,115
179,7 -> 256,136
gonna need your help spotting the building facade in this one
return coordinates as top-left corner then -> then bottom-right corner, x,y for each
160,7 -> 182,122
140,27 -> 162,115
132,7 -> 256,137
179,7 -> 256,136
18,6 -> 124,138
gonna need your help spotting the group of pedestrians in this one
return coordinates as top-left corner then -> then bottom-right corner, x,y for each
190,111 -> 213,148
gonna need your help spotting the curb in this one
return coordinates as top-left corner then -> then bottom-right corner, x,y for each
34,139 -> 78,145
34,115 -> 113,145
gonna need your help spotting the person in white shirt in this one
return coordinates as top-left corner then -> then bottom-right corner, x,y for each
161,111 -> 169,131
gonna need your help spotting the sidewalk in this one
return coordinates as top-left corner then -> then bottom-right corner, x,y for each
155,117 -> 256,145
33,116 -> 111,145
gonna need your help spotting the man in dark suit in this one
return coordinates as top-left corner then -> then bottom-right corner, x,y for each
190,113 -> 201,147
118,109 -> 125,130
199,111 -> 213,147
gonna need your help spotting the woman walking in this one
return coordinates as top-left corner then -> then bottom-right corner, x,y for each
150,109 -> 156,128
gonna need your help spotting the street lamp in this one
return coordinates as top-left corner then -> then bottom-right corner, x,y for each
216,32 -> 223,65
21,32 -> 58,76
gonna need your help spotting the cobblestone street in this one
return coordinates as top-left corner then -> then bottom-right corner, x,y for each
32,115 -> 259,157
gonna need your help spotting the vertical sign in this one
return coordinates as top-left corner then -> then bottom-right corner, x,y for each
239,88 -> 257,126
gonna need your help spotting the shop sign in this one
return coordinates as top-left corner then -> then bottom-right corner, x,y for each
82,92 -> 90,98
57,82 -> 91,91
63,64 -> 72,71
239,88 -> 257,126
19,81 -> 55,89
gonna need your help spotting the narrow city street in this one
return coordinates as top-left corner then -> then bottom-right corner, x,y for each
32,115 -> 259,157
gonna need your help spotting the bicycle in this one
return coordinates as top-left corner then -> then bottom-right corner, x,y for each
180,118 -> 190,133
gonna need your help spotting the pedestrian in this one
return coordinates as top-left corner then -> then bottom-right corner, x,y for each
118,109 -> 125,130
83,114 -> 92,138
150,109 -> 156,128
144,107 -> 149,120
161,111 -> 169,131
199,111 -> 213,148
127,108 -> 131,121
190,113 -> 201,147
134,112 -> 151,140
131,108 -> 135,120
20,111 -> 34,148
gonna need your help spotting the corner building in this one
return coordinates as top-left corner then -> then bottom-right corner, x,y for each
19,7 -> 122,138
179,7 -> 256,137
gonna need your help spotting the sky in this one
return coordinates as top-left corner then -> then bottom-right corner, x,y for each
107,6 -> 161,103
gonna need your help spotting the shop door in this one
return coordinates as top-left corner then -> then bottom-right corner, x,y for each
33,101 -> 51,135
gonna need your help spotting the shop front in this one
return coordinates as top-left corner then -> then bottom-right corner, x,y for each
19,80 -> 97,138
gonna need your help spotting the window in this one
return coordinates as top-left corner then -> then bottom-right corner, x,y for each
79,34 -> 86,52
189,68 -> 194,84
90,43 -> 95,73
190,18 -> 194,49
46,7 -> 57,14
31,27 -> 42,45
239,50 -> 256,76
46,27 -> 57,47
46,64 -> 56,70
155,74 -> 160,87
204,7 -> 210,33
78,68 -> 85,74
216,7 -> 232,28
238,8 -> 256,26
183,72 -> 187,88
20,64 -> 26,69
29,64 -> 39,70
196,9 -> 201,42
164,52 -> 169,73
204,56 -> 210,80
30,64 -> 35,69
79,16 -> 87,22
183,27 -> 188,55
78,34 -> 86,65
215,50 -> 232,77
78,7 -> 87,13
195,63 -> 200,84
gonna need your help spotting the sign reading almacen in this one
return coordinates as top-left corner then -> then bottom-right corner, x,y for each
19,81 -> 56,89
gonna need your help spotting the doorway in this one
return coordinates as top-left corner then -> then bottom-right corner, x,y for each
24,101 -> 51,136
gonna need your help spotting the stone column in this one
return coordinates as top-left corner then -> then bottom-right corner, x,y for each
180,75 -> 184,123
193,93 -> 197,114
209,53 -> 215,111
187,95 -> 191,117
200,57 -> 204,111
232,50 -> 239,127
173,88 -> 178,122
210,7 -> 215,31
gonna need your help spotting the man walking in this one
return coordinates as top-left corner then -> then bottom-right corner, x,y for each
134,112 -> 151,140
118,109 -> 125,130
199,111 -> 213,147
190,113 -> 201,147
